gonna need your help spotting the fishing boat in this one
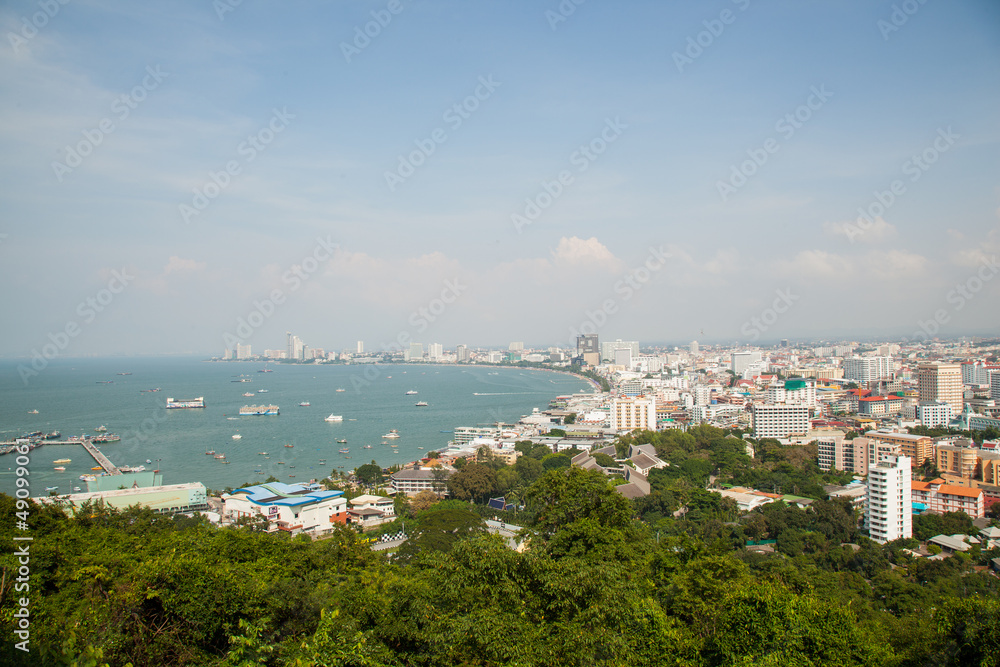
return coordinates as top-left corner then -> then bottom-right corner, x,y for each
95,425 -> 107,432
337,439 -> 347,444
284,443 -> 294,448
299,402 -> 311,407
325,415 -> 343,422
258,451 -> 268,456
339,448 -> 349,454
214,454 -> 226,459
53,466 -> 66,471
363,445 -> 373,449
205,450 -> 215,456
335,388 -> 346,392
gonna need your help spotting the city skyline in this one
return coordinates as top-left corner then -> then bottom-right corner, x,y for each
2,1 -> 999,359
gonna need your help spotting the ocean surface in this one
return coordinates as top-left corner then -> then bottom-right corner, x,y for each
0,357 -> 593,496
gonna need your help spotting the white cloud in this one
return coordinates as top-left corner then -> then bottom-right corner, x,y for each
823,217 -> 896,243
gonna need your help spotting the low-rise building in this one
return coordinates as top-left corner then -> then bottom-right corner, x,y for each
390,468 -> 451,496
222,482 -> 348,536
911,479 -> 985,519
348,494 -> 396,529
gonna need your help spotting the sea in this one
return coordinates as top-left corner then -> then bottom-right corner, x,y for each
0,357 -> 594,496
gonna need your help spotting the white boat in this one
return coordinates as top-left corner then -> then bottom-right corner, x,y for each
382,430 -> 400,439
95,425 -> 107,432
232,434 -> 242,440
406,390 -> 418,395
335,388 -> 346,392
28,409 -> 39,414
299,402 -> 311,407
53,466 -> 66,471
325,415 -> 343,422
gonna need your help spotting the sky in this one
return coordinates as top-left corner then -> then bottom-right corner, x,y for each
1,0 -> 999,358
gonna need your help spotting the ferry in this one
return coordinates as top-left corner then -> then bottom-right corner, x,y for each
415,401 -> 428,407
166,397 -> 205,409
240,404 -> 279,416
382,430 -> 400,439
325,414 -> 343,422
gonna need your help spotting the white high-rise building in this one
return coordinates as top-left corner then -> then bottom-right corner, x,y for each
689,340 -> 699,355
842,356 -> 893,384
731,351 -> 762,376
751,404 -> 809,439
609,396 -> 657,432
915,401 -> 953,429
991,370 -> 1000,401
865,455 -> 912,544
356,340 -> 364,354
508,342 -> 524,351
602,339 -> 639,362
427,343 -> 443,361
406,342 -> 424,361
614,348 -> 633,368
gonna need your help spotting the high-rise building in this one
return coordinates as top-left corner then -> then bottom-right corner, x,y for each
918,363 -> 963,414
915,401 -> 953,429
601,339 -> 639,362
731,351 -> 762,376
610,396 -> 656,432
865,455 -> 912,544
576,334 -> 599,367
508,342 -> 524,352
456,345 -> 470,363
427,343 -> 443,361
751,404 -> 809,439
689,340 -> 699,355
407,343 -> 424,361
992,370 -> 1000,401
842,356 -> 893,384
356,340 -> 364,354
236,343 -> 252,360
614,348 -> 633,368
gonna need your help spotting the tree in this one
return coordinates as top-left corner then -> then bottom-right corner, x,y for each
541,452 -> 572,471
593,452 -> 617,468
514,456 -> 543,484
447,463 -> 499,503
411,489 -> 439,513
355,462 -> 383,487
395,508 -> 486,562
549,428 -> 567,437
564,413 -> 577,425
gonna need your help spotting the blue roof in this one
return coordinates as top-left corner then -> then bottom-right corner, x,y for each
233,482 -> 344,507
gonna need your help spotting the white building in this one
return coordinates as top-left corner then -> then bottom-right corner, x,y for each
751,404 -> 809,439
916,401 -> 953,428
222,482 -> 348,536
766,379 -> 816,408
610,396 -> 657,432
732,351 -> 762,376
865,455 -> 912,544
427,343 -> 444,361
390,468 -> 450,496
602,339 -> 639,362
842,356 -> 893,384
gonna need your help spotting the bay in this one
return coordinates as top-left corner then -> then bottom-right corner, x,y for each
0,357 -> 593,495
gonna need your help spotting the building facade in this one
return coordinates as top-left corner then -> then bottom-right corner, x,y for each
911,479 -> 985,518
865,455 -> 912,544
918,362 -> 963,414
752,404 -> 810,439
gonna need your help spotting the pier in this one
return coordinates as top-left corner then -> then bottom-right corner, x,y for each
81,440 -> 120,475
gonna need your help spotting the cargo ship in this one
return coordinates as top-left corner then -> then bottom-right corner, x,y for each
240,404 -> 279,416
166,397 -> 206,409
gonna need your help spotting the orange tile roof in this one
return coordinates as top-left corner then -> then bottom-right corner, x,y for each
938,485 -> 983,499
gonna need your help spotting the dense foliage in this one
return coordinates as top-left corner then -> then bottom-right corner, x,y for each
2,427 -> 999,666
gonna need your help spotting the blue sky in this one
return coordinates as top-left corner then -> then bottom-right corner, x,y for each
1,0 -> 998,358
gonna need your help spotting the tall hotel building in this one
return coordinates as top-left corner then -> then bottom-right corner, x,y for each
917,362 -> 963,414
610,396 -> 657,432
842,356 -> 893,385
865,454 -> 912,544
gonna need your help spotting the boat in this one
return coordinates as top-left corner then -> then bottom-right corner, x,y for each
299,402 -> 311,406
53,466 -> 66,471
165,397 -> 205,409
258,451 -> 268,455
257,389 -> 268,393
417,447 -> 424,450
146,459 -> 152,464
95,425 -> 107,432
243,392 -> 255,397
382,430 -> 400,439
232,377 -> 252,383
28,409 -> 39,414
227,417 -> 239,420
257,368 -> 273,373
337,439 -> 347,444
232,434 -> 242,440
205,450 -> 215,456
53,458 -> 71,464
214,454 -> 225,459
440,430 -> 452,433
117,372 -> 132,375
73,486 -> 81,491
415,401 -> 428,407
93,434 -> 119,443
363,445 -> 373,449
240,404 -> 279,416
406,390 -> 418,395
325,415 -> 343,422
335,388 -> 346,392
45,486 -> 58,491
91,466 -> 103,471
284,443 -> 294,448
339,448 -> 349,454
44,431 -> 61,440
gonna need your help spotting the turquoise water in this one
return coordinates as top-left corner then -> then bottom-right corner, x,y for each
0,358 -> 592,495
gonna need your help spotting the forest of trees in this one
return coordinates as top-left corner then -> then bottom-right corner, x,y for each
1,424 -> 999,666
